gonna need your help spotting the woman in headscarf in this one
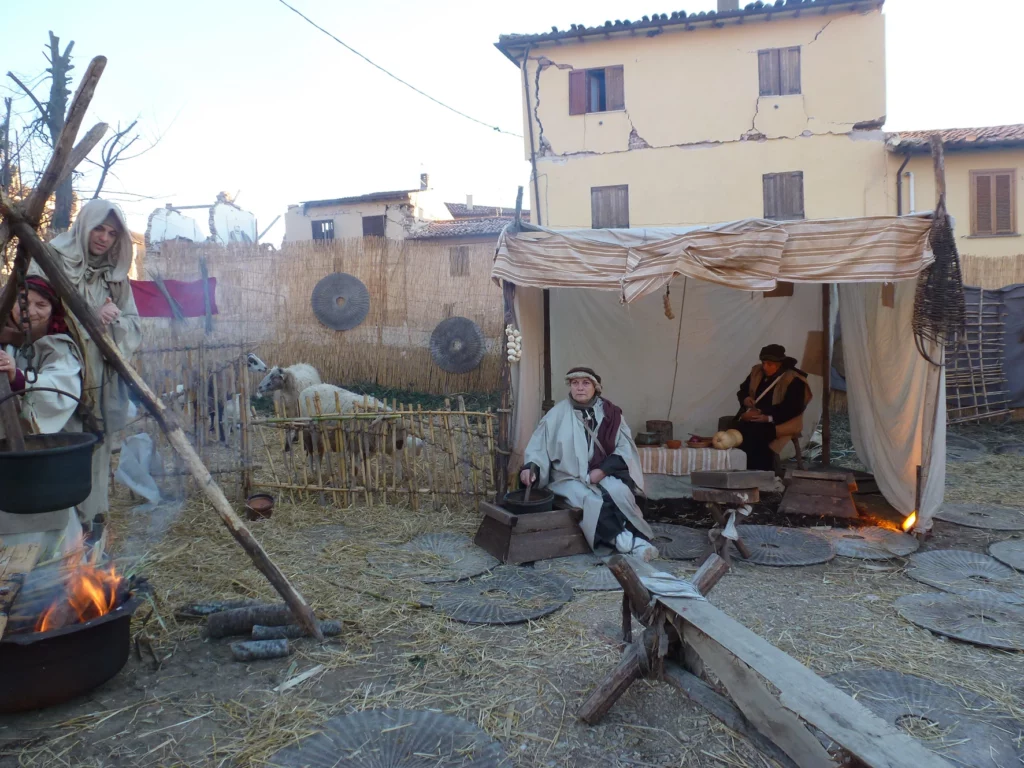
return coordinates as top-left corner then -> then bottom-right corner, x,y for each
0,276 -> 86,556
29,199 -> 142,529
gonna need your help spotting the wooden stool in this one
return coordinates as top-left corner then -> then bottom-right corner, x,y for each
692,486 -> 759,565
474,499 -> 591,564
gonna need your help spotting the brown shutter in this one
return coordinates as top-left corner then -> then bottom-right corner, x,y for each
781,47 -> 801,95
974,173 -> 993,235
786,171 -> 805,219
605,66 -> 625,110
591,185 -> 629,228
763,174 -> 779,219
995,172 -> 1014,234
758,49 -> 780,96
569,70 -> 587,115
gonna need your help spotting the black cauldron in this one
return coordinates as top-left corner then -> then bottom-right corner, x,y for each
502,487 -> 555,515
0,432 -> 98,514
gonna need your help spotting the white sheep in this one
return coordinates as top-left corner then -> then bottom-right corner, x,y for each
257,364 -> 323,417
246,352 -> 268,374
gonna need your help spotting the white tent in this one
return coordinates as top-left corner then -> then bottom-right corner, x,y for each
493,214 -> 946,531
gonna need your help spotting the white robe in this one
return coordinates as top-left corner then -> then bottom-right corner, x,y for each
0,333 -> 85,556
524,397 -> 653,548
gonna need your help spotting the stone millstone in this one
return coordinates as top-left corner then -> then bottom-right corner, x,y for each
905,549 -> 1024,601
945,434 -> 987,463
367,533 -> 498,583
310,272 -> 371,331
935,503 -> 1024,531
817,526 -> 919,560
896,591 -> 1024,651
728,525 -> 835,567
989,538 -> 1024,572
649,523 -> 708,561
421,566 -> 572,625
534,555 -> 621,591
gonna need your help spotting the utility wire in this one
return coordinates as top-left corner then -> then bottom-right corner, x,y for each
276,0 -> 523,138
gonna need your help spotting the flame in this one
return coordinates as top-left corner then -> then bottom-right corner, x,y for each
902,511 -> 918,533
35,564 -> 122,633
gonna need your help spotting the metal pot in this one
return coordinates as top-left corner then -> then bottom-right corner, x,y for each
0,593 -> 140,714
0,432 -> 98,514
502,488 -> 555,515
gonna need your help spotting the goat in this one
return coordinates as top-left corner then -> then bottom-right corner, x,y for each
247,352 -> 268,374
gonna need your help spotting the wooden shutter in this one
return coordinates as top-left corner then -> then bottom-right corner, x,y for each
449,246 -> 469,277
362,215 -> 385,237
763,174 -> 780,219
995,172 -> 1015,234
973,173 -> 993,235
591,185 -> 629,228
569,70 -> 587,115
780,47 -> 801,95
605,66 -> 625,111
784,172 -> 805,219
758,49 -> 780,96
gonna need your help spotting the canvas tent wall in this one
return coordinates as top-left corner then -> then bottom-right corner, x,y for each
493,215 -> 947,530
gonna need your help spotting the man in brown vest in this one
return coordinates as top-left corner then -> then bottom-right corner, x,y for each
735,344 -> 812,471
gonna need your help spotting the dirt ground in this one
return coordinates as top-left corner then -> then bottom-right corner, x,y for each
1,415 -> 1022,768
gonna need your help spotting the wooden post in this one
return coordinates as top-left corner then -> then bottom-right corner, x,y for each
821,283 -> 831,468
0,210 -> 324,642
239,349 -> 253,499
0,377 -> 25,452
930,134 -> 946,206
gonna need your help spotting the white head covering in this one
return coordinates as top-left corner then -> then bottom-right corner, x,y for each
47,199 -> 132,289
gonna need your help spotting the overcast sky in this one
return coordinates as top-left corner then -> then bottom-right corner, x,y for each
4,0 -> 1020,244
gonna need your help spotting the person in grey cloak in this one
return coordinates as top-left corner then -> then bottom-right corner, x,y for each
520,367 -> 658,561
29,199 -> 142,530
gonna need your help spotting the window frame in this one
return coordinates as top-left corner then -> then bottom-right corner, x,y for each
569,66 -> 625,115
762,171 -> 805,222
311,219 -> 335,241
449,246 -> 470,277
969,169 -> 1017,237
758,46 -> 801,97
362,214 -> 386,237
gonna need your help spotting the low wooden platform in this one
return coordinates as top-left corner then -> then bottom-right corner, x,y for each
474,500 -> 591,564
577,556 -> 954,768
780,469 -> 859,519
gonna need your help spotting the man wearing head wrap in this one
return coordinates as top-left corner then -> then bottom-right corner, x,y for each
735,344 -> 812,471
520,367 -> 657,561
29,199 -> 142,529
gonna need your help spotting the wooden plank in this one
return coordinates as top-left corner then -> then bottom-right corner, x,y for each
506,528 -> 591,564
690,470 -> 776,491
692,487 -> 759,505
780,493 -> 858,519
787,469 -> 857,492
473,515 -> 512,562
661,598 -> 955,768
577,638 -> 648,724
785,478 -> 853,499
0,541 -> 42,639
514,508 -> 582,533
685,627 -> 836,768
480,500 -> 518,527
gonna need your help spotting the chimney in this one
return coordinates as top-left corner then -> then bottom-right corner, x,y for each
466,194 -> 474,212
718,0 -> 739,10
420,173 -> 429,190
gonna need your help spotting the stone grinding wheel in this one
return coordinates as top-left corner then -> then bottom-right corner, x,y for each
311,272 -> 371,331
818,526 -> 919,560
825,670 -> 1024,768
429,316 -> 486,374
422,566 -> 572,625
990,538 -> 1024,571
266,708 -> 508,768
905,549 -> 1024,600
994,442 -> 1024,457
534,554 -> 620,592
945,434 -> 988,462
728,525 -> 835,567
367,533 -> 498,584
649,523 -> 707,560
895,591 -> 1024,651
935,503 -> 1024,531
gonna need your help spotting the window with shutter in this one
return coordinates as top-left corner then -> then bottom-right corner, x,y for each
591,185 -> 630,229
971,170 -> 1017,236
762,172 -> 804,221
569,66 -> 625,114
362,215 -> 386,237
312,219 -> 334,241
758,47 -> 800,96
449,246 -> 470,277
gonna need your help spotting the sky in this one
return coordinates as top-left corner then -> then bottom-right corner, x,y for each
3,0 -> 1021,245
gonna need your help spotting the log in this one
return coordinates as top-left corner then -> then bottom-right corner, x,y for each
606,554 -> 655,623
206,604 -> 295,638
231,639 -> 291,662
0,211 -> 324,642
577,635 -> 650,724
691,553 -> 729,595
662,662 -> 799,768
251,620 -> 344,640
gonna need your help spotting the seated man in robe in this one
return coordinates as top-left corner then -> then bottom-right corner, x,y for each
519,367 -> 658,561
735,344 -> 812,471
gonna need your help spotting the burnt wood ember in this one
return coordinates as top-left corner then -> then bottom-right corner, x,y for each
231,638 -> 291,661
206,604 -> 296,638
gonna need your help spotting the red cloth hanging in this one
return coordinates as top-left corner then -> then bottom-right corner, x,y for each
130,278 -> 218,318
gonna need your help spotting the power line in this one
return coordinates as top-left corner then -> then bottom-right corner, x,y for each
276,0 -> 523,139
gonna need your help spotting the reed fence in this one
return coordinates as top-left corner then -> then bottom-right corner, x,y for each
960,253 -> 1024,290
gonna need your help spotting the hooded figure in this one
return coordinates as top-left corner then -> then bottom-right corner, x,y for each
30,199 -> 142,526
0,277 -> 86,557
521,367 -> 657,561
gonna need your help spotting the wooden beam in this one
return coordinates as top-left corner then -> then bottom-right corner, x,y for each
690,552 -> 729,594
607,554 -> 655,624
0,376 -> 25,452
576,636 -> 649,724
55,122 -> 109,189
0,209 -> 324,642
930,134 -> 946,207
660,598 -> 954,768
821,283 -> 831,468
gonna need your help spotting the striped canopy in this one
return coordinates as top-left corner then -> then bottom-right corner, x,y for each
492,214 -> 935,302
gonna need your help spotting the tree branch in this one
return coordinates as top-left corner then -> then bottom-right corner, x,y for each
6,72 -> 48,123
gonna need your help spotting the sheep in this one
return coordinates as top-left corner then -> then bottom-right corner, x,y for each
246,352 -> 268,374
256,363 -> 324,453
222,393 -> 241,444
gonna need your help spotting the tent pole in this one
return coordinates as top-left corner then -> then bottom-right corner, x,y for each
821,284 -> 832,468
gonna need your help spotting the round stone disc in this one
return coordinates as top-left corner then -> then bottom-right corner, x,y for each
429,317 -> 486,374
818,526 -> 919,560
729,526 -> 835,567
990,538 -> 1024,571
423,566 -> 573,625
267,708 -> 507,767
896,591 -> 1024,651
649,523 -> 707,561
825,670 -> 1023,768
311,273 -> 371,331
906,549 -> 1024,600
534,555 -> 620,591
994,442 -> 1024,457
935,503 -> 1024,531
367,533 -> 498,583
946,434 -> 987,462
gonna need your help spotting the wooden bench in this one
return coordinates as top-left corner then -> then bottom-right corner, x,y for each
577,555 -> 954,768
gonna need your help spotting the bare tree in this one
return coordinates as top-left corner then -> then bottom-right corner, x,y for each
91,119 -> 139,199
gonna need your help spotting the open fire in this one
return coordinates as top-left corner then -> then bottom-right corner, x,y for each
902,511 -> 917,533
34,564 -> 125,634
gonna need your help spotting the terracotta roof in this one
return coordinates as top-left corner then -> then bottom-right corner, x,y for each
445,202 -> 530,219
496,0 -> 882,62
409,218 -> 512,240
887,124 -> 1024,153
301,189 -> 419,208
